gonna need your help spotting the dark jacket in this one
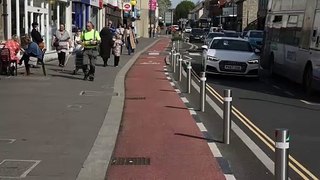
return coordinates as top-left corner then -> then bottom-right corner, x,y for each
99,27 -> 114,58
31,29 -> 43,44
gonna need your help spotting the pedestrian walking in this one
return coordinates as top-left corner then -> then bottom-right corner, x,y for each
81,21 -> 101,81
100,21 -> 114,67
112,33 -> 123,67
124,25 -> 136,55
116,24 -> 125,54
52,23 -> 71,67
72,29 -> 83,74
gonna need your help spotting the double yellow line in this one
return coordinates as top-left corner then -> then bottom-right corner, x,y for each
191,69 -> 318,180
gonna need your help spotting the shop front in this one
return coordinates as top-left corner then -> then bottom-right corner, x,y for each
105,0 -> 122,27
8,0 -> 72,52
72,0 -> 102,31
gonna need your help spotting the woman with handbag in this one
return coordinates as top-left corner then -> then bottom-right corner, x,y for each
53,23 -> 71,67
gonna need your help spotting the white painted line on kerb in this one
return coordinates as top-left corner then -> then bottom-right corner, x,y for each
170,82 -> 175,86
164,68 -> 168,71
273,85 -> 281,90
167,76 -> 171,80
208,142 -> 222,157
163,65 -> 167,68
196,122 -> 207,132
284,91 -> 294,97
182,70 -> 275,175
175,89 -> 181,93
225,174 -> 237,180
300,100 -> 320,106
181,97 -> 189,103
189,109 -> 197,115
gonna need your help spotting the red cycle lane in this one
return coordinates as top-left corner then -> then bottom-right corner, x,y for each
106,38 -> 225,180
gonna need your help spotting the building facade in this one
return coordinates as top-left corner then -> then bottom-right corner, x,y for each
236,0 -> 259,31
257,0 -> 269,30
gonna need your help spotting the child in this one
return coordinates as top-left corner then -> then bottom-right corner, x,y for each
112,33 -> 123,67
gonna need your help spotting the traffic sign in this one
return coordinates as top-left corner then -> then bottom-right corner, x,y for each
123,3 -> 132,11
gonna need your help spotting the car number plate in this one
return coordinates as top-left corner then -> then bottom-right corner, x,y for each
224,65 -> 242,70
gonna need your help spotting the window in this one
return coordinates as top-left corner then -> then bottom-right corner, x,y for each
210,39 -> 253,52
288,15 -> 298,24
273,15 -> 282,23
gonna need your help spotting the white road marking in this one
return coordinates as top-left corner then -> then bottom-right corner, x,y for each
163,65 -> 167,68
189,52 -> 201,56
164,72 -> 169,75
175,89 -> 181,93
148,52 -> 160,56
181,97 -> 189,103
272,85 -> 281,90
189,109 -> 197,115
0,139 -> 16,143
182,70 -> 275,175
284,91 -> 294,97
225,174 -> 237,180
166,76 -> 171,80
0,159 -> 41,178
208,142 -> 222,157
170,82 -> 175,86
184,55 -> 192,60
196,122 -> 207,131
300,100 -> 320,106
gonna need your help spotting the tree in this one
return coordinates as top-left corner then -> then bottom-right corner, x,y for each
174,1 -> 195,22
158,0 -> 172,20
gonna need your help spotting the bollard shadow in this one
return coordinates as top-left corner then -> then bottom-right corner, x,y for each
165,105 -> 189,110
160,89 -> 176,92
174,133 -> 223,143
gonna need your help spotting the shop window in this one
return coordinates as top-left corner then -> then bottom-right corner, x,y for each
11,0 -> 17,36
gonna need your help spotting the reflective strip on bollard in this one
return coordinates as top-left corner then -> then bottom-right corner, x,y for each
223,89 -> 232,145
275,129 -> 289,180
187,62 -> 192,93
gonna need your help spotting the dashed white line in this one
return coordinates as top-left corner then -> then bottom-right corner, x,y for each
300,100 -> 320,106
284,91 -> 294,96
181,97 -> 189,103
0,139 -> 16,143
208,142 -> 222,157
196,122 -> 207,131
175,89 -> 181,93
189,109 -> 197,115
166,76 -> 171,80
164,72 -> 169,75
225,174 -> 237,180
164,68 -> 168,71
272,85 -> 281,90
189,52 -> 201,56
170,82 -> 175,86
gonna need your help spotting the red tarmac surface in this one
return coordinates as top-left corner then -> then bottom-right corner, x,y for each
106,38 -> 225,180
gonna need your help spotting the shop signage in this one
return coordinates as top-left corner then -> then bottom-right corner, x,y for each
222,6 -> 237,17
123,2 -> 132,11
90,0 -> 100,7
108,0 -> 118,7
81,0 -> 90,4
149,0 -> 157,11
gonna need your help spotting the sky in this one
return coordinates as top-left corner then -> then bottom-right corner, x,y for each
172,0 -> 199,8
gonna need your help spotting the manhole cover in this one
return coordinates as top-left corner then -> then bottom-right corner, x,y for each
111,157 -> 150,165
126,97 -> 146,100
0,160 -> 40,178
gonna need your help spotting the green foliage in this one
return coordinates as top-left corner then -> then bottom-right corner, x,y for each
174,1 -> 195,21
158,0 -> 172,20
171,32 -> 183,41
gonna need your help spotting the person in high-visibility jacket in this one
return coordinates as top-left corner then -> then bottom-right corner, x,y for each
81,21 -> 101,81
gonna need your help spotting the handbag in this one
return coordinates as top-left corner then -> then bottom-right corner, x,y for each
53,40 -> 59,47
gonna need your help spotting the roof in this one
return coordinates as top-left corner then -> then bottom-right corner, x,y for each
213,37 -> 247,41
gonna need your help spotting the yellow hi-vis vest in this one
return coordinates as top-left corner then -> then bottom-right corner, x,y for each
81,29 -> 101,49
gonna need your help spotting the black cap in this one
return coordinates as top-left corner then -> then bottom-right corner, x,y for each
32,22 -> 38,26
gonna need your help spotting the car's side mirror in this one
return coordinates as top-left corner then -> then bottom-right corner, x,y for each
254,48 -> 261,54
202,45 -> 208,50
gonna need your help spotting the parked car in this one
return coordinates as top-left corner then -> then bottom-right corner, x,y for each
189,28 -> 205,43
223,30 -> 239,38
202,37 -> 260,77
244,30 -> 264,49
204,32 -> 224,45
184,26 -> 192,33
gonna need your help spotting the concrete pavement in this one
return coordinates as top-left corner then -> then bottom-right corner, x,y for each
0,38 -> 157,180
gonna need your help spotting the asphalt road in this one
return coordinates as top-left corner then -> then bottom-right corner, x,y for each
0,38 -> 155,180
177,40 -> 320,179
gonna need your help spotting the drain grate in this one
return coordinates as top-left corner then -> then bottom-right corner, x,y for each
126,97 -> 146,100
111,157 -> 150,165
